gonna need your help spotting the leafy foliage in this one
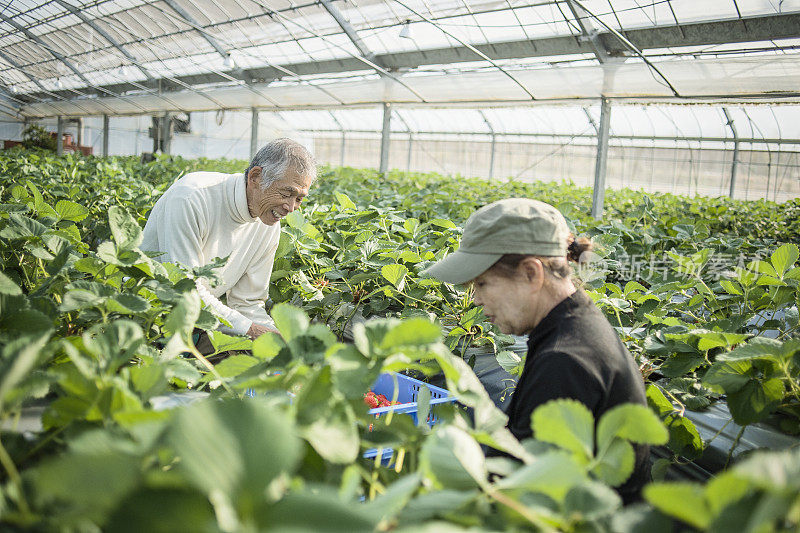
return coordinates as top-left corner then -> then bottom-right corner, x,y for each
0,150 -> 798,531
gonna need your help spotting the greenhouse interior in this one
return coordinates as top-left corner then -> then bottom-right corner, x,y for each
1,0 -> 800,531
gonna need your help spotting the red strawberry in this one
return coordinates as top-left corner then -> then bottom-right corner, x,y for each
364,392 -> 379,408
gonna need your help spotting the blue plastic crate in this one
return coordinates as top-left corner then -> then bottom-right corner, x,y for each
363,372 -> 455,465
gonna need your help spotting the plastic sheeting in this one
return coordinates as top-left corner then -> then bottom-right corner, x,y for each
3,0 -> 800,118
19,55 -> 800,118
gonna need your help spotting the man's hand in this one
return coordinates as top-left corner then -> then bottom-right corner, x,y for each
247,323 -> 281,339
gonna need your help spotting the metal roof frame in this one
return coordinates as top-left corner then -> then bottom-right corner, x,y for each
6,10 -> 798,110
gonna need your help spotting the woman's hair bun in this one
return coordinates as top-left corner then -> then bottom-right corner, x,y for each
567,235 -> 593,263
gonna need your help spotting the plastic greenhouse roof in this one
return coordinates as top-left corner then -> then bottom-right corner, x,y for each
268,104 -> 800,142
2,0 -> 800,118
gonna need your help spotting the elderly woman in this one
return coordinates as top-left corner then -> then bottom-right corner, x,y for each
423,198 -> 649,503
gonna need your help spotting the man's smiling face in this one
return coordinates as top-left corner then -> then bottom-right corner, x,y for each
246,167 -> 314,225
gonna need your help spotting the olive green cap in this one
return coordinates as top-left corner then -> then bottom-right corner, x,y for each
422,198 -> 569,285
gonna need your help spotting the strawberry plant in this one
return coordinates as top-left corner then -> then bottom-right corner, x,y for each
0,149 -> 798,531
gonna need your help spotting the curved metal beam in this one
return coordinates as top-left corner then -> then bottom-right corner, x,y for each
162,0 -> 230,62
12,10 -> 800,107
0,12 -> 92,87
53,0 -> 155,81
566,0 -> 610,63
0,49 -> 87,115
319,0 -> 379,65
255,0 -> 426,102
392,0 -> 537,100
569,0 -> 679,97
0,50 -> 50,95
0,12 -> 145,114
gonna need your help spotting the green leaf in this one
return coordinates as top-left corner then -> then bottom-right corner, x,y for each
168,398 -> 302,500
108,206 -> 143,250
429,218 -> 456,229
0,332 -> 50,409
206,331 -> 252,354
106,489 -> 216,533
416,384 -> 432,428
495,350 -> 523,376
564,481 -> 622,520
644,482 -> 711,530
720,279 -> 742,295
596,403 -> 669,448
106,293 -> 151,314
725,378 -> 784,426
61,284 -> 109,310
495,451 -> 587,502
770,243 -> 799,278
130,365 -> 168,399
271,303 -> 310,341
696,331 -> 750,351
401,489 -> 475,523
664,413 -> 704,459
703,359 -> 752,394
284,210 -> 305,229
660,352 -> 706,378
252,333 -> 284,360
380,318 -> 441,350
300,408 -> 360,463
531,399 -> 594,462
334,192 -> 357,210
0,271 -> 22,295
82,320 -> 145,373
381,263 -> 408,290
645,384 -> 674,417
265,489 -> 378,532
718,337 -> 799,364
609,504 -> 674,533
163,290 -> 201,339
275,232 -> 293,258
704,471 -> 750,515
54,199 -> 89,222
592,438 -> 635,486
212,354 -> 259,378
750,260 -> 776,278
731,447 -> 800,490
420,426 -> 487,490
30,440 -> 142,524
0,213 -> 47,239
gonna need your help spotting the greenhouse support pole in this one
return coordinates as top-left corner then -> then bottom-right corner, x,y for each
379,102 -> 391,175
102,115 -> 109,157
340,133 -> 346,167
730,140 -> 740,198
76,118 -> 83,148
162,113 -> 172,155
250,108 -> 259,159
723,109 -> 739,199
489,133 -> 497,179
56,116 -> 63,156
591,98 -> 611,220
407,134 -> 413,171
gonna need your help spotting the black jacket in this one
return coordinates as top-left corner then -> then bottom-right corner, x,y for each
501,289 -> 650,503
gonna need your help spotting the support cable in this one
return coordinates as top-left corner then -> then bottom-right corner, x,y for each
51,0 -> 192,114
0,49 -> 94,116
254,0 -> 427,103
0,11 -> 144,115
391,0 -> 537,100
568,0 -> 681,97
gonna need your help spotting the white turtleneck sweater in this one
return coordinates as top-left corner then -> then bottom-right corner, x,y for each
141,171 -> 280,336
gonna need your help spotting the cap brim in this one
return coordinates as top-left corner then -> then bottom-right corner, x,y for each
421,251 -> 502,285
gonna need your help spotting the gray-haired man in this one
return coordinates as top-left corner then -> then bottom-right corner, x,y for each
141,138 -> 317,339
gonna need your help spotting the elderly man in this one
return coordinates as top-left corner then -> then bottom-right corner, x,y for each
141,138 -> 316,339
